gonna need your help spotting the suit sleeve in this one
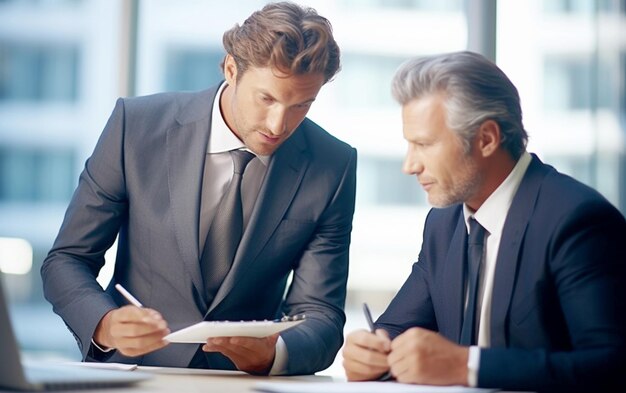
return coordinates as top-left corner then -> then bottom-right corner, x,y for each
479,200 -> 626,391
279,148 -> 356,375
375,209 -> 438,338
41,98 -> 128,360
375,256 -> 438,339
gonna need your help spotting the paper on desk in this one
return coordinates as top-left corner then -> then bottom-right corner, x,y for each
165,319 -> 305,343
65,362 -> 138,371
254,381 -> 497,393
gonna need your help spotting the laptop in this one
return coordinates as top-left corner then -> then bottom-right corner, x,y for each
0,276 -> 151,391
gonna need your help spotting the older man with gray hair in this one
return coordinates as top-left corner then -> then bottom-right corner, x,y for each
343,51 -> 626,392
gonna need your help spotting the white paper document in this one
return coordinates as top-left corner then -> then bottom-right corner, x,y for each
165,319 -> 305,343
254,381 -> 497,393
64,362 -> 138,371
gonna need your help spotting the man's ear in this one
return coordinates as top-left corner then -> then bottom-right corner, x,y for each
223,54 -> 238,85
477,120 -> 501,158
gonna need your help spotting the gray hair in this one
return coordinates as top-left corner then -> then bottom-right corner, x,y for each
391,51 -> 528,159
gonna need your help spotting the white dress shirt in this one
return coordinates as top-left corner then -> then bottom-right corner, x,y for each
201,82 -> 286,375
199,82 -> 269,251
463,151 -> 532,386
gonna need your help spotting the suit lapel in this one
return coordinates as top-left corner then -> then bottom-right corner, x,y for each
207,129 -> 310,314
490,155 -> 549,346
443,213 -> 468,343
166,90 -> 217,302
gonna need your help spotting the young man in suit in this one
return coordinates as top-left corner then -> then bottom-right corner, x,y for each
342,51 -> 626,391
42,2 -> 356,376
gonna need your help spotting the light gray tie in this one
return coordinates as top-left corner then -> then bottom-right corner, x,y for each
200,149 -> 255,304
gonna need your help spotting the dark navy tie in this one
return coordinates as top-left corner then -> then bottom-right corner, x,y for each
460,217 -> 486,346
200,150 -> 255,304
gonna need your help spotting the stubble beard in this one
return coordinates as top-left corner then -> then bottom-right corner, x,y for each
427,157 -> 482,208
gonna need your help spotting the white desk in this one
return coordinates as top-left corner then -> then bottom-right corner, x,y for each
0,367 -> 338,393
125,367 -> 337,393
0,367 -> 524,392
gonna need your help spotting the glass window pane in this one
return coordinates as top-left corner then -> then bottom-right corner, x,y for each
0,0 -> 123,364
0,42 -> 79,103
0,145 -> 75,202
498,0 -> 625,213
164,47 -> 225,92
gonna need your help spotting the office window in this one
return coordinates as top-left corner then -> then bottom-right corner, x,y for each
0,41 -> 80,103
543,0 -> 619,14
409,0 -> 462,11
0,145 -> 76,202
358,156 -> 425,206
164,47 -> 225,92
543,154 -> 593,184
0,0 -> 82,4
544,0 -> 595,13
499,0 -> 625,213
339,54 -> 408,109
543,56 -> 612,112
339,0 -> 462,11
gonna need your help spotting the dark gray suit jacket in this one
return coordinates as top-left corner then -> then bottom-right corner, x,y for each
376,155 -> 626,392
41,84 -> 357,375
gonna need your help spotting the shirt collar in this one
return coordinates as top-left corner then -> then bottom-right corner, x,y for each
208,82 -> 269,165
463,151 -> 532,235
209,82 -> 244,153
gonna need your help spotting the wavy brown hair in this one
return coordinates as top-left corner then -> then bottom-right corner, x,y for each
221,1 -> 340,83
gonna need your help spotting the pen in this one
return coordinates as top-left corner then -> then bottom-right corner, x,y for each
115,284 -> 143,307
363,302 -> 393,381
363,302 -> 376,332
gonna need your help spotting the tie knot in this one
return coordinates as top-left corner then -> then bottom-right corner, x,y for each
468,218 -> 486,246
230,150 -> 255,174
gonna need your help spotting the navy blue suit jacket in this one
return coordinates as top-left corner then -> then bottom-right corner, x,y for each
376,155 -> 626,391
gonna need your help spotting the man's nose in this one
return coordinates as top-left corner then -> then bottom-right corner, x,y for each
402,152 -> 424,175
267,107 -> 288,136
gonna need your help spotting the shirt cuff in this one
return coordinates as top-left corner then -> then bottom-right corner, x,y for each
268,336 -> 288,375
467,346 -> 480,387
91,338 -> 115,353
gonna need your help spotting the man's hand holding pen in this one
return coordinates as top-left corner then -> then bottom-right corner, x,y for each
93,305 -> 170,357
343,328 -> 392,381
343,303 -> 392,381
105,284 -> 279,373
92,284 -> 170,357
343,303 -> 469,386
